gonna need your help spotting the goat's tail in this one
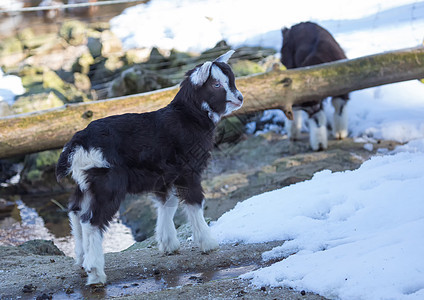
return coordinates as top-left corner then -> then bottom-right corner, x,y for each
56,144 -> 73,182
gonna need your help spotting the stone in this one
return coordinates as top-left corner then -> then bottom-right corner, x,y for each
230,60 -> 265,77
87,37 -> 102,58
71,51 -> 94,74
19,240 -> 65,256
73,72 -> 91,93
59,20 -> 87,46
108,65 -> 173,98
12,92 -> 64,114
100,30 -> 123,57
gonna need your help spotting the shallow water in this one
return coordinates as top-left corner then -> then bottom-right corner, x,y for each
0,198 -> 135,257
53,264 -> 257,299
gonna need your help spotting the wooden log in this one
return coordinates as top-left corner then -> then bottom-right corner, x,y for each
0,46 -> 423,158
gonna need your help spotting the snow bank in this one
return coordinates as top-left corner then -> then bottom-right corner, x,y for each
0,68 -> 25,105
211,140 -> 424,299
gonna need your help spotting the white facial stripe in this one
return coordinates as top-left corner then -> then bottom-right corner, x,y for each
211,65 -> 243,117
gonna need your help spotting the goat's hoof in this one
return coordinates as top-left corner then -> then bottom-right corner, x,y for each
158,238 -> 180,254
200,239 -> 219,253
85,268 -> 107,286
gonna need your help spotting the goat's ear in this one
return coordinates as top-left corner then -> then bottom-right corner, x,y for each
214,50 -> 235,63
190,61 -> 213,86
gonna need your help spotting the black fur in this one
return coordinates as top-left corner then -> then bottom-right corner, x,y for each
57,62 -> 237,231
281,21 -> 349,103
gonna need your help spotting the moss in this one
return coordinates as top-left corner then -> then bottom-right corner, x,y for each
43,70 -> 67,94
231,60 -> 265,77
0,37 -> 23,55
71,51 -> 94,74
59,20 -> 87,45
12,91 -> 64,114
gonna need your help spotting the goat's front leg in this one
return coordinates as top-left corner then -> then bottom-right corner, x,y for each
154,191 -> 180,254
184,202 -> 219,253
286,110 -> 303,141
332,97 -> 349,139
308,109 -> 328,151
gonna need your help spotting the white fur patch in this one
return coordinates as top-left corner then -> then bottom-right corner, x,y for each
154,191 -> 180,253
308,110 -> 328,151
69,211 -> 84,266
81,222 -> 106,285
184,204 -> 219,252
332,97 -> 349,139
214,50 -> 235,63
202,102 -> 221,124
70,146 -> 110,191
190,61 -> 213,86
286,110 -> 303,140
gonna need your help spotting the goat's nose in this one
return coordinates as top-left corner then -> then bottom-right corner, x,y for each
238,94 -> 243,102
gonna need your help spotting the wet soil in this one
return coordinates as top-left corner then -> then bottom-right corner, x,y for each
0,241 -> 327,300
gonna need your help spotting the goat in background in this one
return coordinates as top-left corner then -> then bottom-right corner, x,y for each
281,21 -> 349,150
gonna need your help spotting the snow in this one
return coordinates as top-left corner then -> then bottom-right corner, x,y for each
212,142 -> 424,299
109,1 -> 424,298
0,68 -> 25,105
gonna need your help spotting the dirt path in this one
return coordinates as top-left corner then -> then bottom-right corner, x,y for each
0,241 -> 327,299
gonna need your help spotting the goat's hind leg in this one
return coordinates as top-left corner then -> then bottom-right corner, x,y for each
80,192 -> 106,285
69,211 -> 84,266
81,221 -> 106,285
154,190 -> 180,254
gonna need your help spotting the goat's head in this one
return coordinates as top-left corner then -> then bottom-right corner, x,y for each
186,50 -> 243,123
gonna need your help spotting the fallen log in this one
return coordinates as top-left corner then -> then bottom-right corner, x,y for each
0,46 -> 423,158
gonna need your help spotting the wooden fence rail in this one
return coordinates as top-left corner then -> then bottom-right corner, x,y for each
0,46 -> 423,158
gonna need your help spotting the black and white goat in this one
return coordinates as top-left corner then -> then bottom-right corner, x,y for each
56,50 -> 243,285
281,22 -> 349,150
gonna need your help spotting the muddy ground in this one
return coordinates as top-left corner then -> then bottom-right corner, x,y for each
0,132 -> 399,299
0,240 -> 328,300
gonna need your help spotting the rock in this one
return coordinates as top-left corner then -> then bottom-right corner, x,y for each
144,47 -> 169,70
0,198 -> 16,218
73,72 -> 91,93
108,65 -> 173,98
87,37 -> 102,58
0,101 -> 13,117
0,37 -> 25,67
230,60 -> 265,77
19,240 -> 65,256
0,37 -> 24,56
199,40 -> 231,62
12,91 -> 64,114
119,194 -> 186,242
19,150 -> 62,192
124,48 -> 151,65
232,46 -> 276,62
100,30 -> 123,57
215,116 -> 247,144
168,49 -> 194,68
59,20 -> 87,46
71,51 -> 94,74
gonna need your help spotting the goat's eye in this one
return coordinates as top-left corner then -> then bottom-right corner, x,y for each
213,82 -> 221,88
